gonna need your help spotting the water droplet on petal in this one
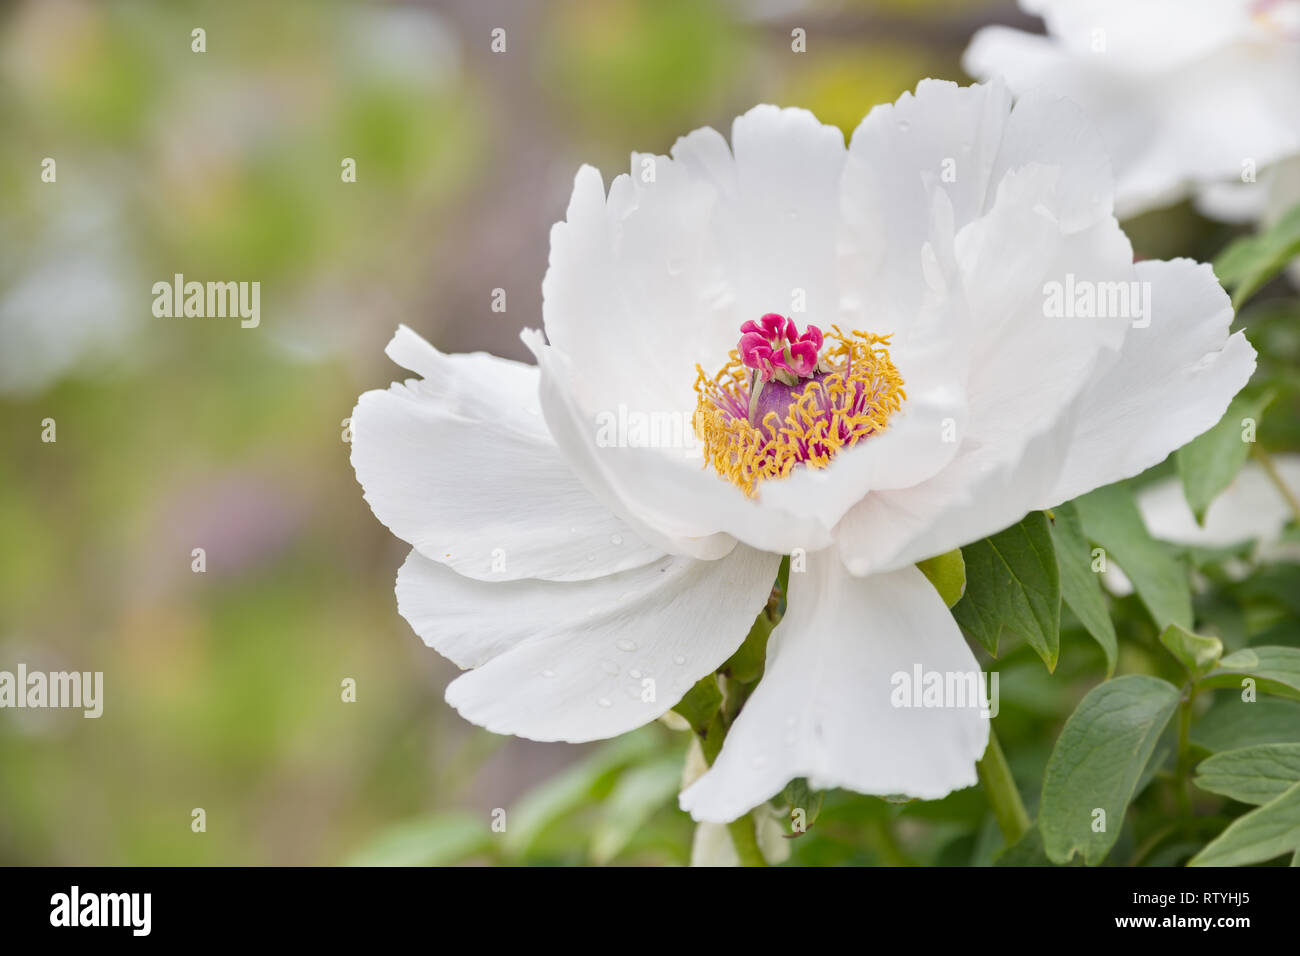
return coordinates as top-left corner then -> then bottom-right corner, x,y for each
610,533 -> 623,545
672,654 -> 687,666
598,697 -> 612,708
629,669 -> 641,679
616,639 -> 637,652
541,669 -> 556,679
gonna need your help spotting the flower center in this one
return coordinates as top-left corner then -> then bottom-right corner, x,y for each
1253,0 -> 1300,38
692,315 -> 905,496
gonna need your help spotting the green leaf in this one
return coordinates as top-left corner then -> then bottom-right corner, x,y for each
589,754 -> 684,864
1200,646 -> 1300,702
1192,697 -> 1300,752
917,548 -> 966,608
1040,675 -> 1182,865
723,607 -> 775,684
779,778 -> 825,831
671,674 -> 724,734
1075,483 -> 1193,631
1194,743 -> 1300,806
1189,779 -> 1300,866
1214,201 -> 1300,309
1047,502 -> 1118,676
345,811 -> 492,866
993,824 -> 1057,867
952,512 -> 1061,670
1175,390 -> 1275,524
1158,624 -> 1223,678
503,729 -> 659,859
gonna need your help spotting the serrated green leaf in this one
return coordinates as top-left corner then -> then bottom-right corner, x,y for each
1040,675 -> 1181,865
1075,483 -> 1193,631
1200,646 -> 1300,702
345,811 -> 492,867
1175,390 -> 1275,524
589,753 -> 684,864
952,512 -> 1060,670
917,548 -> 966,608
1195,743 -> 1300,806
1159,623 -> 1223,678
1189,779 -> 1300,866
1214,201 -> 1300,309
1047,501 -> 1117,675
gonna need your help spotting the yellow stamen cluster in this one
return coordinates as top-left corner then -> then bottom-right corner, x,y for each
692,327 -> 904,496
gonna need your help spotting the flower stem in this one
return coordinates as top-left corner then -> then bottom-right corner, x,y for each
1252,445 -> 1300,526
1175,685 -> 1195,819
977,726 -> 1031,845
726,815 -> 768,867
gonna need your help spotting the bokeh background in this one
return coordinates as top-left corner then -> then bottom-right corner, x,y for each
1,0 -> 1294,865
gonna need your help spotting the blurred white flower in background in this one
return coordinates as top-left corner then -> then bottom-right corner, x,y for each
964,0 -> 1300,220
0,180 -> 137,395
351,80 -> 1254,825
1104,455 -> 1300,597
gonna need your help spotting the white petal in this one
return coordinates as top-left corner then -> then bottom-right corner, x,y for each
954,161 -> 1132,450
351,326 -> 662,581
1022,0 -> 1257,73
837,259 -> 1255,577
1195,179 -> 1271,225
835,410 -> 1077,576
542,105 -> 848,427
680,555 -> 988,823
842,79 -> 1015,333
835,89 -> 1138,576
407,544 -> 781,743
1045,259 -> 1257,506
689,823 -> 739,867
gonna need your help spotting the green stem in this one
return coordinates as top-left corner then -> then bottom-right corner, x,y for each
1129,822 -> 1179,867
869,817 -> 915,866
977,727 -> 1031,845
1252,445 -> 1300,526
726,814 -> 769,867
695,712 -> 768,866
1175,686 -> 1195,819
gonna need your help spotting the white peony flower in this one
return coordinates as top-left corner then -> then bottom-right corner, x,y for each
964,0 -> 1300,220
351,79 -> 1255,824
1198,155 -> 1300,288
